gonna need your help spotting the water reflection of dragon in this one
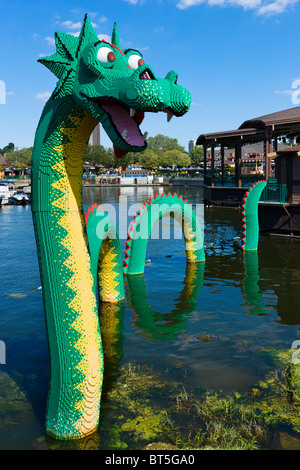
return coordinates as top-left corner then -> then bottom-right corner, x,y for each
31,15 -> 194,440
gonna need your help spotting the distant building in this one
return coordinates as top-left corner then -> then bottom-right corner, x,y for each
89,124 -> 100,146
188,140 -> 196,152
0,154 -> 30,178
0,154 -> 9,178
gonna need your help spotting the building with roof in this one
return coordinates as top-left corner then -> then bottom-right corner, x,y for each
196,106 -> 300,198
0,154 -> 9,178
196,105 -> 300,233
197,105 -> 300,188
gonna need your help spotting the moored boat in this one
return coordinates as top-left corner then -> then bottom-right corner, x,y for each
0,182 -> 15,205
8,191 -> 30,205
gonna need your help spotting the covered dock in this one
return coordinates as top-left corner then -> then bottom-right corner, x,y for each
196,106 -> 300,207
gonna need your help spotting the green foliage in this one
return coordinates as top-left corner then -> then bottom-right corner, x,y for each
113,152 -> 137,170
136,149 -> 160,170
147,134 -> 184,152
85,145 -> 115,168
97,349 -> 300,450
1,135 -> 191,171
189,145 -> 204,165
84,135 -> 191,171
160,149 -> 190,168
0,142 -> 15,154
5,147 -> 33,165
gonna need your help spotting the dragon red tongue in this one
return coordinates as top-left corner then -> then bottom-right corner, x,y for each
101,102 -> 145,148
114,146 -> 128,158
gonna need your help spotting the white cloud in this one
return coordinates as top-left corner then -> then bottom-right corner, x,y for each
232,0 -> 262,8
45,36 -> 55,46
97,33 -> 112,43
36,91 -> 51,101
98,16 -> 108,23
176,0 -> 298,14
136,46 -> 149,51
87,11 -> 98,19
257,0 -> 298,15
207,0 -> 226,4
177,0 -> 205,8
61,20 -> 82,30
60,19 -> 97,31
125,0 -> 140,4
274,89 -> 293,95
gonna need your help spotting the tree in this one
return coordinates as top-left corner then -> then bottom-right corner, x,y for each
85,145 -> 115,168
0,142 -> 15,154
5,147 -> 32,165
113,151 -> 138,170
147,134 -> 184,152
159,149 -> 191,168
135,149 -> 160,170
189,146 -> 204,165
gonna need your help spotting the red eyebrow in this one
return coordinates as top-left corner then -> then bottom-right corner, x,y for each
102,39 -> 125,56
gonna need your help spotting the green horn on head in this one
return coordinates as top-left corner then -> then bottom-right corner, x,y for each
111,22 -> 121,49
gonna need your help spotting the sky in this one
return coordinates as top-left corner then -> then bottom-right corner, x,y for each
1,0 -> 300,152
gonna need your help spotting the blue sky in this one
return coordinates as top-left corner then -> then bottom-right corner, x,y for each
1,0 -> 300,151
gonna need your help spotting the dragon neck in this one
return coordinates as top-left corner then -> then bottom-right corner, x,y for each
31,95 -> 103,439
31,95 -> 97,213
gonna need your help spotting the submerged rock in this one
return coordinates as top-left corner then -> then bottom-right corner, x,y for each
278,431 -> 300,450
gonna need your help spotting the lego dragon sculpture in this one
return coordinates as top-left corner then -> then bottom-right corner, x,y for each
31,14 -> 265,441
31,15 -> 194,440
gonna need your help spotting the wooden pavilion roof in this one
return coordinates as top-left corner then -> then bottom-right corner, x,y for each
196,106 -> 300,147
196,128 -> 265,147
276,145 -> 300,155
239,106 -> 300,129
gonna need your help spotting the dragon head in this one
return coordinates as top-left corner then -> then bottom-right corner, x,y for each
39,15 -> 191,158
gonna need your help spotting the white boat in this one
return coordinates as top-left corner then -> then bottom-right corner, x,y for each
120,168 -> 154,185
8,191 -> 30,205
0,182 -> 15,205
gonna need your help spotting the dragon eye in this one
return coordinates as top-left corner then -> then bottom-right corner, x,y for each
97,46 -> 116,65
128,54 -> 145,70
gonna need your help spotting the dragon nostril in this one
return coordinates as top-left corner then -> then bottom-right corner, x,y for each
139,68 -> 155,80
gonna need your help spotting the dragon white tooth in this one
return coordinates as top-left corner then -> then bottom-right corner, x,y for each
122,130 -> 128,139
130,108 -> 136,117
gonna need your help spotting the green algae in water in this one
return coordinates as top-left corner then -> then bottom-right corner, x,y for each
97,351 -> 300,450
3,347 -> 300,450
0,371 -> 43,450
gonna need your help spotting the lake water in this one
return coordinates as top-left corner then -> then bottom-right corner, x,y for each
1,185 -> 300,450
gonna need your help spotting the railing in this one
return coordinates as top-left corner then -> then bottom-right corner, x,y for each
203,173 -> 288,203
260,182 -> 288,203
0,175 -> 30,181
204,174 -> 263,187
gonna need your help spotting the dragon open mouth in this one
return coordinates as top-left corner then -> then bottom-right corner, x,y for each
139,68 -> 155,80
92,97 -> 146,157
